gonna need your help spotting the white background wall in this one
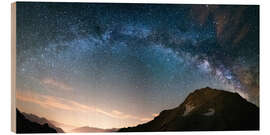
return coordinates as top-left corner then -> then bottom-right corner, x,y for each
0,0 -> 269,135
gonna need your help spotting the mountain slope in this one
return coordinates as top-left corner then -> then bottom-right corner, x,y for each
22,112 -> 64,133
70,126 -> 118,133
119,87 -> 259,131
16,109 -> 57,133
50,120 -> 77,132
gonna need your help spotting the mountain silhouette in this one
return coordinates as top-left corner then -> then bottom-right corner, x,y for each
119,87 -> 259,131
49,120 -> 77,132
16,109 -> 57,133
21,111 -> 64,133
70,126 -> 118,133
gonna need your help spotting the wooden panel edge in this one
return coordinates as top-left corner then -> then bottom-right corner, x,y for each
11,2 -> 16,133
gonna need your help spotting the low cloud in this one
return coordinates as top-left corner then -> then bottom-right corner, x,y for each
41,78 -> 73,92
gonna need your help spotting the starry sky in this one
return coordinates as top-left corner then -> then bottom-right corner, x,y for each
16,2 -> 259,131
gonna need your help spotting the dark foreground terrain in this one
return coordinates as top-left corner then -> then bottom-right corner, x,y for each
16,109 -> 57,133
119,87 -> 259,131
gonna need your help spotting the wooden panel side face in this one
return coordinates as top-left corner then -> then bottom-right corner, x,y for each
11,2 -> 16,133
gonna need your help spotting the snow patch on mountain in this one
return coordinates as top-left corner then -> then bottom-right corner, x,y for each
203,108 -> 215,116
183,104 -> 195,116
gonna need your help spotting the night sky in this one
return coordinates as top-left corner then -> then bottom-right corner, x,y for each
16,2 -> 259,131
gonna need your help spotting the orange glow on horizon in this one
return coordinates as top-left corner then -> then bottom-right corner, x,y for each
16,89 -> 155,130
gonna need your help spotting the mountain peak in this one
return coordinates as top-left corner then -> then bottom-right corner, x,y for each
182,87 -> 243,107
119,87 -> 259,131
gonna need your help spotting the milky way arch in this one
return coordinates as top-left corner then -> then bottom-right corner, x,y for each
16,3 -> 259,109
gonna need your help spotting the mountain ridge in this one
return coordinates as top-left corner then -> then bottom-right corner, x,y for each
21,111 -> 64,133
119,87 -> 259,131
16,109 -> 58,133
70,126 -> 119,133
